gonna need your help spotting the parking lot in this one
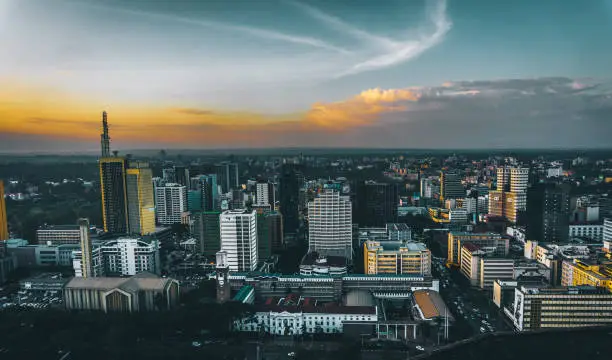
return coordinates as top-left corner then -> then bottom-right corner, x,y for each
1,289 -> 63,310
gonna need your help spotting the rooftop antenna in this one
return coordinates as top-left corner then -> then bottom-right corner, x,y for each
100,111 -> 111,157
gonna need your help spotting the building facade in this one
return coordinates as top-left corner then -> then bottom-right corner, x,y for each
364,241 -> 431,276
508,285 -> 612,331
279,164 -> 303,235
99,238 -> 161,276
308,190 -> 352,260
64,273 -> 180,313
36,224 -> 81,245
154,183 -> 187,225
0,180 -> 8,241
99,157 -> 129,234
354,181 -> 398,227
440,171 -> 464,202
447,232 -> 508,267
568,224 -> 603,241
220,209 -> 258,272
561,260 -> 612,292
257,212 -> 283,260
193,211 -> 222,258
126,162 -> 156,235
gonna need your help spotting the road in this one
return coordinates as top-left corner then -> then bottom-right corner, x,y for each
432,258 -> 511,339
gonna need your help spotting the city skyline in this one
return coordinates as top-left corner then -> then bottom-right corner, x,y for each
1,0 -> 611,152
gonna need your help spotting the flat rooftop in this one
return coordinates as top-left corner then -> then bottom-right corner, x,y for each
37,225 -> 80,231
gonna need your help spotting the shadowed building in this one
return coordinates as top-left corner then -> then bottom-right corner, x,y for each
0,180 -> 8,241
354,181 -> 398,227
63,272 -> 180,313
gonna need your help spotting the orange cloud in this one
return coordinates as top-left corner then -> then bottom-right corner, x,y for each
0,81 -> 420,147
305,88 -> 420,129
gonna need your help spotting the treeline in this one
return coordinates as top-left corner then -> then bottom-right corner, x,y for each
0,299 -> 255,360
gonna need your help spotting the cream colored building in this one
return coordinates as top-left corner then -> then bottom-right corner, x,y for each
364,241 -> 431,276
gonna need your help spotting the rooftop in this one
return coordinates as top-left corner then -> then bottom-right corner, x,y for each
300,252 -> 347,267
413,290 -> 454,321
37,224 -> 80,231
65,272 -> 175,292
255,303 -> 376,315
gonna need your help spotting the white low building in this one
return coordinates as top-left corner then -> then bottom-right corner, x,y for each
235,300 -> 377,335
568,224 -> 603,241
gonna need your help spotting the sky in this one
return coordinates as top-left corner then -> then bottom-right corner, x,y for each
0,0 -> 611,152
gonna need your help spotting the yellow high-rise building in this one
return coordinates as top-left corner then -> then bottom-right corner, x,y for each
0,180 -> 8,240
561,260 -> 612,292
364,241 -> 431,276
126,162 -> 156,235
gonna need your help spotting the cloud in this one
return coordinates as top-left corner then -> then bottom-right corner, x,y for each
71,0 -> 350,54
338,0 -> 452,77
305,88 -> 421,128
2,77 -> 611,151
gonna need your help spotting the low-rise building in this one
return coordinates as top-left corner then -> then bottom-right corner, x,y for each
63,272 -> 180,312
459,242 -> 514,288
299,252 -> 347,277
506,285 -> 612,331
36,224 -> 81,245
447,232 -> 508,267
561,260 -> 612,292
568,224 -> 603,241
364,241 -> 431,276
234,296 -> 377,335
412,290 -> 454,322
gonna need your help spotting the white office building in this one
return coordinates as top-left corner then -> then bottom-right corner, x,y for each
99,238 -> 160,276
308,190 -> 352,260
568,224 -> 604,241
73,246 -> 105,278
154,183 -> 187,225
255,181 -> 275,207
604,218 -> 612,242
220,209 -> 258,272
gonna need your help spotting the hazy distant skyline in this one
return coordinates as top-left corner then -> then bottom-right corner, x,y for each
1,0 -> 611,152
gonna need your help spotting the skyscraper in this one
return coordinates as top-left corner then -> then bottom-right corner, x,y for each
279,163 -> 303,235
174,166 -> 190,188
126,162 -> 156,235
191,175 -> 218,211
354,181 -> 398,227
220,209 -> 258,272
99,112 -> 129,234
527,183 -> 570,243
308,189 -> 352,260
99,157 -> 129,234
216,162 -> 239,193
440,170 -> 464,202
0,180 -> 8,241
154,183 -> 187,225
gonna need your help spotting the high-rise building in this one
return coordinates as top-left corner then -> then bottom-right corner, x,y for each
216,162 -> 239,193
308,190 -> 352,260
279,164 -> 303,235
354,181 -> 398,227
154,183 -> 187,225
126,162 -> 156,236
257,212 -> 283,260
174,166 -> 190,188
489,167 -> 529,223
440,171 -> 464,202
162,167 -> 176,184
364,241 -> 431,275
194,211 -> 222,258
191,175 -> 218,211
0,180 -> 8,241
99,157 -> 129,234
256,180 -> 276,208
527,183 -> 570,243
220,209 -> 258,272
